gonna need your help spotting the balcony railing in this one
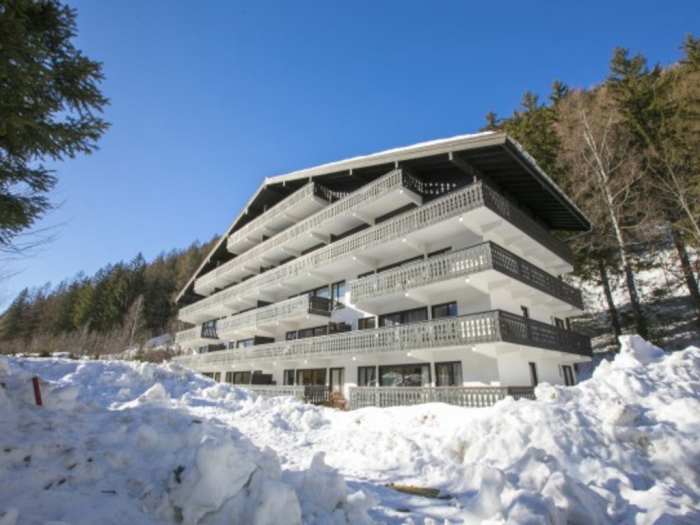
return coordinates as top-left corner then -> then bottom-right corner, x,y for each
217,295 -> 333,336
241,385 -> 305,399
226,182 -> 326,253
350,241 -> 583,309
182,181 -> 573,321
348,385 -> 535,409
173,310 -> 591,370
195,168 -> 417,295
175,327 -> 199,344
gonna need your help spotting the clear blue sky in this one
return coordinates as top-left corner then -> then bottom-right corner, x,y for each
2,0 -> 698,309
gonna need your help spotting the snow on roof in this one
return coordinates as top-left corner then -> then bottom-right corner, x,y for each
266,131 -> 496,184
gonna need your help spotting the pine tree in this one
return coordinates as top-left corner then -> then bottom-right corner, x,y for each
0,0 -> 109,250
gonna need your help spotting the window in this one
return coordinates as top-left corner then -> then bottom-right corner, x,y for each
331,280 -> 346,305
297,325 -> 328,339
301,285 -> 330,299
432,302 -> 457,319
213,372 -> 221,382
236,338 -> 254,348
225,371 -> 251,384
553,317 -> 565,329
283,369 -> 295,386
296,368 -> 327,386
562,365 -> 575,386
379,363 -> 430,387
379,307 -> 428,327
528,362 -> 539,386
521,306 -> 530,318
358,317 -> 376,330
357,366 -> 377,386
286,331 -> 298,341
435,361 -> 463,386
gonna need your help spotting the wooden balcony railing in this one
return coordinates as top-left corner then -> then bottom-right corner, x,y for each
348,385 -> 535,409
182,181 -> 573,321
225,182 -> 324,253
196,168 -> 415,294
349,241 -> 583,309
217,295 -> 333,335
173,310 -> 591,370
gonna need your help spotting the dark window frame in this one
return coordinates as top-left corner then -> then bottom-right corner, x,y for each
357,366 -> 377,386
358,317 -> 376,330
379,306 -> 428,327
435,361 -> 463,386
378,363 -> 431,387
432,301 -> 458,319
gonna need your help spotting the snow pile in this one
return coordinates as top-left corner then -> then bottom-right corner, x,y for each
2,335 -> 700,524
0,357 -> 373,525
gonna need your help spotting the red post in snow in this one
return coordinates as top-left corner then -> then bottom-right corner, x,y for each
32,376 -> 43,406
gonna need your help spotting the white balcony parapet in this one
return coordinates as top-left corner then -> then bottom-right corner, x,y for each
195,168 -> 417,295
225,182 -> 331,254
348,385 -> 536,409
175,327 -> 199,344
181,181 -> 573,322
172,310 -> 592,370
217,295 -> 333,336
240,385 -> 305,399
349,241 -> 583,309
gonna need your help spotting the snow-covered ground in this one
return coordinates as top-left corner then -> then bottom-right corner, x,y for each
2,336 -> 700,524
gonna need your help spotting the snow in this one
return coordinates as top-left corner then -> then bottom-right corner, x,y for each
2,335 -> 700,524
266,132 -> 495,184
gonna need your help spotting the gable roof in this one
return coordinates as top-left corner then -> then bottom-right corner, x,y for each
176,132 -> 590,304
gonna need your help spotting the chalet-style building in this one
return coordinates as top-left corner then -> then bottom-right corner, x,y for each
172,132 -> 592,408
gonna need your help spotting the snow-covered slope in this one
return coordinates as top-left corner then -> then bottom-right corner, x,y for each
2,336 -> 700,524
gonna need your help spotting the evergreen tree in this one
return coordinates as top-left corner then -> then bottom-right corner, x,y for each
0,0 -> 109,250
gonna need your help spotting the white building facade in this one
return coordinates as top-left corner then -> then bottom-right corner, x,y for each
172,133 -> 592,407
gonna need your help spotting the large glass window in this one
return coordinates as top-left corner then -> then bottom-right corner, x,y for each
357,366 -> 377,386
225,371 -> 251,384
435,361 -> 463,386
331,280 -> 346,306
286,331 -> 298,341
296,368 -> 327,386
236,338 -> 254,348
432,302 -> 457,319
283,369 -> 295,386
301,285 -> 330,299
297,325 -> 328,339
379,363 -> 430,387
529,362 -> 539,386
358,317 -> 376,330
379,307 -> 428,327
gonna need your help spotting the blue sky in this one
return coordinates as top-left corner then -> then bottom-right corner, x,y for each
2,0 -> 698,308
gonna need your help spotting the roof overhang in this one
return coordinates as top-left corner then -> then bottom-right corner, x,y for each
176,132 -> 590,305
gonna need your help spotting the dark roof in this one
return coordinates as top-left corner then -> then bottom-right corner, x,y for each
176,132 -> 590,304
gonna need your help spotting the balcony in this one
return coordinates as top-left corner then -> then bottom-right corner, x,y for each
180,181 -> 574,324
348,385 -> 535,409
217,295 -> 333,338
226,182 -> 331,256
194,168 -> 422,297
173,310 -> 591,370
349,241 -> 583,311
175,322 -> 220,348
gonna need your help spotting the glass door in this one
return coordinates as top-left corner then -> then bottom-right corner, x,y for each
330,367 -> 344,393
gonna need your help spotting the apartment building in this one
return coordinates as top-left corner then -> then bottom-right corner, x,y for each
172,132 -> 592,407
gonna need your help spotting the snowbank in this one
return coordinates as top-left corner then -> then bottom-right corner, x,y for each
2,335 -> 700,524
0,357 -> 373,525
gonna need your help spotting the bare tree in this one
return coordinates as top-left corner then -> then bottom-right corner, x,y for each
557,88 -> 649,339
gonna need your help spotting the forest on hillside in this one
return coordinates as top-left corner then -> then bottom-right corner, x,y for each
0,238 -> 217,357
0,35 -> 698,357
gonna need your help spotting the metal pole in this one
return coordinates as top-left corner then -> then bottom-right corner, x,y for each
32,376 -> 43,406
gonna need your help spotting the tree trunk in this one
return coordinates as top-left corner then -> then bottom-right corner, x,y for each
671,228 -> 700,323
599,258 -> 622,348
